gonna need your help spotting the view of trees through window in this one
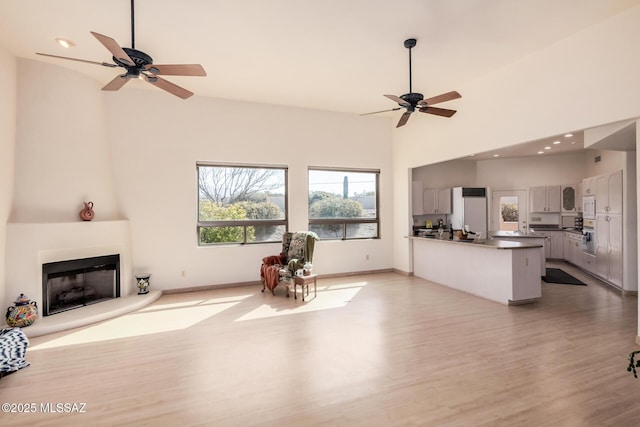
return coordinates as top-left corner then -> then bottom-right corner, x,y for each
308,169 -> 379,240
499,196 -> 519,232
197,164 -> 287,244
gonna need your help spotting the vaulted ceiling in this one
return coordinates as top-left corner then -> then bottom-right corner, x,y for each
1,0 -> 638,116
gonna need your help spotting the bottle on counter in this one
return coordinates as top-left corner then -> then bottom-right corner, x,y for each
449,224 -> 454,240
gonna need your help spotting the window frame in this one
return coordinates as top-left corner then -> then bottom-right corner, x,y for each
307,166 -> 380,241
196,162 -> 288,246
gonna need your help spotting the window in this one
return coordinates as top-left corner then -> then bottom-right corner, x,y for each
197,163 -> 287,245
308,168 -> 379,240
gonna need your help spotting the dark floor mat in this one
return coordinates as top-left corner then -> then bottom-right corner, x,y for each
543,268 -> 586,285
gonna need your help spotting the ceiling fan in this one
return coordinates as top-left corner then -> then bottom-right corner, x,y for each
362,38 -> 461,127
36,0 -> 206,99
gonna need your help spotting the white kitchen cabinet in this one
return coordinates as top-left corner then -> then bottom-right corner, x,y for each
583,176 -> 597,196
530,185 -> 561,213
423,188 -> 452,214
561,184 -> 582,213
533,230 -> 563,259
583,252 -> 596,274
596,170 -> 622,214
563,232 -> 582,266
595,213 -> 623,288
412,181 -> 424,215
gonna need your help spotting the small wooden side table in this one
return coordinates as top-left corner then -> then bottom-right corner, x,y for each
293,274 -> 317,301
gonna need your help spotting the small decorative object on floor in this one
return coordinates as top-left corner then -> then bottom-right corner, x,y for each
79,201 -> 95,221
627,350 -> 640,378
5,294 -> 38,327
136,274 -> 151,295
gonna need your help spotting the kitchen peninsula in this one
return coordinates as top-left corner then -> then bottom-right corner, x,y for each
409,236 -> 543,305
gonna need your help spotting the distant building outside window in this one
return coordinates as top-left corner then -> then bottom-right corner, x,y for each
197,163 -> 287,245
308,168 -> 380,240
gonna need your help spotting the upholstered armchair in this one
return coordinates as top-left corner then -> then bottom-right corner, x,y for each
260,231 -> 319,295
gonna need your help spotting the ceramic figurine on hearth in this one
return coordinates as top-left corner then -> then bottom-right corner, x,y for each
6,293 -> 38,327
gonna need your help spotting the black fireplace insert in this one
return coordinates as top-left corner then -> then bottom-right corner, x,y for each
42,254 -> 121,316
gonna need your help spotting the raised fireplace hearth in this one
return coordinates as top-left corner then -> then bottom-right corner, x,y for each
42,254 -> 121,316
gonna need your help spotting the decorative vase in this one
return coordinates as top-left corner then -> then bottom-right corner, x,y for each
79,201 -> 95,221
456,230 -> 470,240
6,293 -> 38,327
303,262 -> 313,276
136,274 -> 151,295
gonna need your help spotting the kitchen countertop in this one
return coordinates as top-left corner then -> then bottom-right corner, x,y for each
492,230 -> 583,237
407,235 -> 542,249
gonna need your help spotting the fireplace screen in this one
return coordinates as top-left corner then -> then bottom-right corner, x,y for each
42,254 -> 120,316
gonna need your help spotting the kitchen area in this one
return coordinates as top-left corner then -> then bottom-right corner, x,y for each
409,124 -> 638,300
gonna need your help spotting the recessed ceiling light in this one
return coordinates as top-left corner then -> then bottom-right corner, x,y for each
55,37 -> 75,48
538,151 -> 544,154
553,140 -> 561,145
493,154 -> 500,157
564,133 -> 573,138
544,146 -> 551,150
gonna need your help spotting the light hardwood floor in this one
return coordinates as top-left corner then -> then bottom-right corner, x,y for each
1,261 -> 639,426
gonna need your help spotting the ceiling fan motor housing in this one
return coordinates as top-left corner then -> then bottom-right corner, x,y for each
400,92 -> 424,107
115,47 -> 153,71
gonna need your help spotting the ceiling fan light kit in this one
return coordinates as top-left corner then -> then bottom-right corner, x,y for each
362,38 -> 461,127
35,0 -> 206,99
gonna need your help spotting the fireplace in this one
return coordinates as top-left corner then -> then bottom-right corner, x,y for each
42,254 -> 121,316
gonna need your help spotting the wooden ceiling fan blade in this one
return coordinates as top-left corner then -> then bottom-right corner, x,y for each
102,74 -> 130,91
397,112 -> 412,127
419,106 -> 457,118
90,31 -> 135,66
420,91 -> 461,106
145,64 -> 207,76
384,94 -> 410,107
145,75 -> 194,99
360,107 -> 402,116
36,52 -> 117,68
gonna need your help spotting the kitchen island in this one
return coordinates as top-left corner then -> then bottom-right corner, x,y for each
409,236 -> 543,305
489,231 -> 547,276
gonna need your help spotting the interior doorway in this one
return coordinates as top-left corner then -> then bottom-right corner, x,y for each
490,190 -> 528,233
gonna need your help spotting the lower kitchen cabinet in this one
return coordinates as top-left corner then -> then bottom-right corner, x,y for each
583,252 -> 597,274
563,232 -> 583,267
596,213 -> 623,287
533,230 -> 564,259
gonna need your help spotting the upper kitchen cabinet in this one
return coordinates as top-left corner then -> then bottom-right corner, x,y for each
412,181 -> 424,215
530,185 -> 561,213
423,188 -> 452,214
561,184 -> 582,213
583,176 -> 597,196
596,170 -> 623,214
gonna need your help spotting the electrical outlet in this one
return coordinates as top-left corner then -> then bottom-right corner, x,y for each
181,270 -> 186,277
525,258 -> 529,267
365,254 -> 370,261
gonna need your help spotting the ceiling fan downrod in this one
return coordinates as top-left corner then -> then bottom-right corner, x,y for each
130,0 -> 135,49
404,38 -> 416,94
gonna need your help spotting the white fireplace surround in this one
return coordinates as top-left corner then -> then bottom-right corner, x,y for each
5,220 -> 135,324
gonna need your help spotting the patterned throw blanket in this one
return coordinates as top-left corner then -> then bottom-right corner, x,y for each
0,327 -> 30,374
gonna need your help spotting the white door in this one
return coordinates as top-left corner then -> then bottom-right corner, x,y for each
490,190 -> 528,233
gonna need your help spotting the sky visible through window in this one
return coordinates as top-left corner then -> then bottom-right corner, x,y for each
308,171 -> 376,196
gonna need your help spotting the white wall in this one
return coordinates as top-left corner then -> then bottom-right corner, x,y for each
11,59 -> 120,222
412,159 -> 478,187
392,5 -> 640,275
103,89 -> 393,290
0,46 -> 16,310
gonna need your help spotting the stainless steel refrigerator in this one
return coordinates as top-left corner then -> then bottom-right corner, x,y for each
450,187 -> 488,237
